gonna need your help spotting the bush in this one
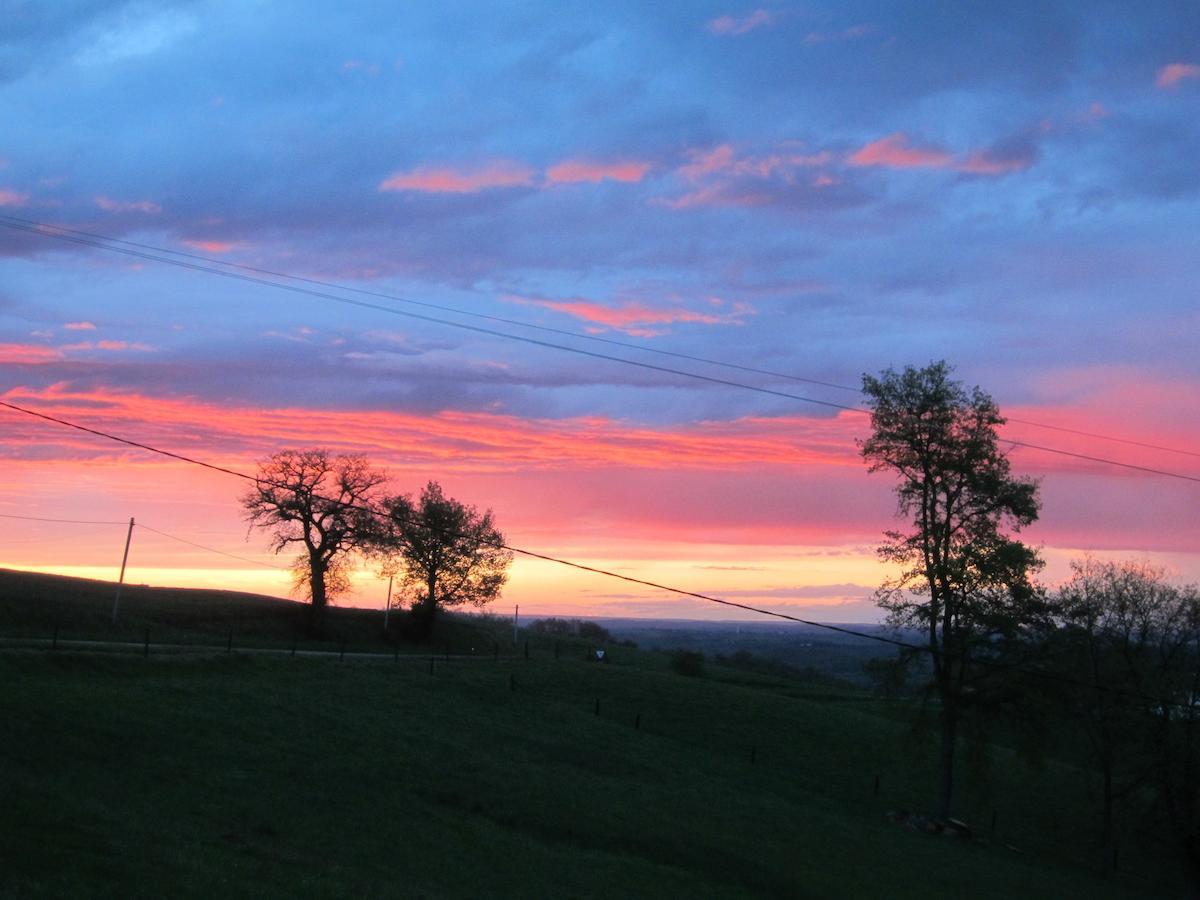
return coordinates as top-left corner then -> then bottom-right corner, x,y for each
529,618 -> 613,642
669,650 -> 705,678
577,620 -> 612,642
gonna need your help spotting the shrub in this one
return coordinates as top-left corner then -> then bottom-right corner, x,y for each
669,650 -> 705,677
529,618 -> 613,642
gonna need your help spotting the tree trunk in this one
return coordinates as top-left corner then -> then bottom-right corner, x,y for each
936,701 -> 958,821
1182,836 -> 1200,900
407,599 -> 436,641
1101,762 -> 1114,849
308,556 -> 327,635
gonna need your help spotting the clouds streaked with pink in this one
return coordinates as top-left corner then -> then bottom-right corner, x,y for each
848,132 -> 1035,175
847,133 -> 952,169
379,161 -> 536,193
1156,62 -> 1200,89
1,2 -> 1198,616
94,195 -> 161,214
0,187 -> 29,207
545,159 -> 651,184
707,9 -> 774,36
512,294 -> 753,336
181,239 -> 238,253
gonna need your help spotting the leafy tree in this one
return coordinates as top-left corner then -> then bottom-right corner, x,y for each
370,481 -> 513,639
860,361 -> 1042,821
1045,558 -> 1200,874
241,449 -> 386,630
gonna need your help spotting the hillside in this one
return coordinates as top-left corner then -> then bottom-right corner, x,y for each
0,569 -> 1186,897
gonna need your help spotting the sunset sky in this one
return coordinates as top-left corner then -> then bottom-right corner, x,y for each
1,2 -> 1197,622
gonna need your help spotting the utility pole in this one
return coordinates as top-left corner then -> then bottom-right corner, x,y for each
111,517 -> 134,625
383,573 -> 393,631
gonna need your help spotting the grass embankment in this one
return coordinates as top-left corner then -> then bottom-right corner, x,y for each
0,568 -> 501,655
0,570 -> 1186,897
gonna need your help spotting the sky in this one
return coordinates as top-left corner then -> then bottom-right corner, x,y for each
0,1 -> 1197,622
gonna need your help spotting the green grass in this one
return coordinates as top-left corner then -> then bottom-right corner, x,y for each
0,568 -> 506,656
0,569 -> 1188,897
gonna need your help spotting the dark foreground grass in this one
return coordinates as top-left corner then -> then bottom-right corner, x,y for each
0,648 -> 1183,899
0,568 -> 505,656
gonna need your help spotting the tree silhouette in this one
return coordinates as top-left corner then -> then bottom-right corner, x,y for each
241,449 -> 386,631
861,361 -> 1041,821
1046,558 -> 1200,874
370,481 -> 513,639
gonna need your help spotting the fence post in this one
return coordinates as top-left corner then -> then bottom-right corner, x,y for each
227,628 -> 233,653
634,713 -> 640,731
990,809 -> 997,833
52,626 -> 58,651
429,656 -> 435,676
750,745 -> 757,765
594,698 -> 600,716
339,641 -> 345,661
554,640 -> 559,660
524,641 -> 529,661
873,774 -> 880,798
509,673 -> 515,692
291,639 -> 297,657
143,628 -> 150,657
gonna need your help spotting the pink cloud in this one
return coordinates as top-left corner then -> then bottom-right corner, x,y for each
94,195 -> 161,214
848,132 -> 1035,176
2,381 -> 1197,604
60,340 -> 152,353
0,187 -> 29,207
510,294 -> 753,336
64,322 -> 96,331
1156,63 -> 1200,89
0,343 -> 62,364
956,150 -> 1031,175
847,133 -> 952,169
804,24 -> 874,44
708,9 -> 774,36
379,161 -> 535,194
661,185 -> 774,210
665,143 -> 836,208
545,159 -> 651,185
678,144 -> 829,182
181,239 -> 238,254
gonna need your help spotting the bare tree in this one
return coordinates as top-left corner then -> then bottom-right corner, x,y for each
241,449 -> 386,630
369,481 -> 512,639
861,361 -> 1042,821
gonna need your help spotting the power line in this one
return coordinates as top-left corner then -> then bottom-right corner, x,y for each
136,522 -> 290,571
5,213 -> 1197,463
0,218 -> 859,412
1,397 -> 1196,712
0,215 -> 859,394
0,509 -> 287,569
0,511 -> 128,526
5,218 -> 1200,482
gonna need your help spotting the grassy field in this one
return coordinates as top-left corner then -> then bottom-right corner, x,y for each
0,570 -> 1188,897
0,568 -> 505,655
